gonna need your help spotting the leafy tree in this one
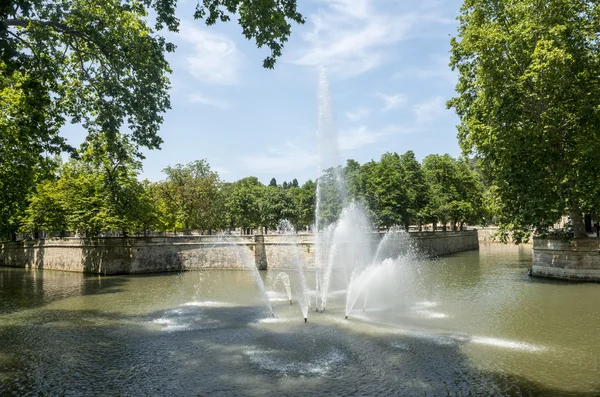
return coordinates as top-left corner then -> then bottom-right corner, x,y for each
157,160 -> 221,234
316,166 -> 346,227
0,68 -> 67,239
282,181 -> 288,189
291,178 -> 299,188
366,153 -> 408,228
422,154 -> 483,231
0,0 -> 303,239
344,159 -> 363,202
20,178 -> 68,238
269,178 -> 277,187
260,186 -> 296,232
225,176 -> 264,233
293,180 -> 316,231
448,0 -> 600,239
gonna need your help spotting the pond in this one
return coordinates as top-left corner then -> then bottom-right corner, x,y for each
1,244 -> 599,396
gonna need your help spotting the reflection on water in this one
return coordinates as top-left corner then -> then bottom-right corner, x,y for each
1,244 -> 599,396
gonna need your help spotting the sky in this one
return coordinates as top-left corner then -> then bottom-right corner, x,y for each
61,0 -> 464,185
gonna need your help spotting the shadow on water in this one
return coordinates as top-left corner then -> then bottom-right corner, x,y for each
0,303 -> 597,396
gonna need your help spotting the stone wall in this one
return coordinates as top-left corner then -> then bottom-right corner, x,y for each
0,230 -> 479,275
532,238 -> 600,281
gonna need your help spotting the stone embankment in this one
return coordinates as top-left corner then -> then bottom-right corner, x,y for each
0,231 -> 479,275
532,238 -> 600,281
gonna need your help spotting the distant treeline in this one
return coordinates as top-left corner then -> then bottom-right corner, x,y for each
3,136 -> 491,240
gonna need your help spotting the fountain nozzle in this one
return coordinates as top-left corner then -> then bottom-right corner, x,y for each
345,315 -> 348,320
304,318 -> 307,323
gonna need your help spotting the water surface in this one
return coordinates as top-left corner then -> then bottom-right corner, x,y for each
1,244 -> 599,396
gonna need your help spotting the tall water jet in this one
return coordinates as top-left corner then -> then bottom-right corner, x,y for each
314,68 -> 349,312
276,220 -> 311,321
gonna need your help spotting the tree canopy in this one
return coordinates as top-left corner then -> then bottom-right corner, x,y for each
448,0 -> 600,239
11,152 -> 486,239
0,0 -> 304,237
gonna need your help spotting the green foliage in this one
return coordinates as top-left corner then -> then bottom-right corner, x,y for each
20,134 -> 161,237
293,180 -> 316,230
316,166 -> 346,226
225,177 -> 264,231
156,160 -> 221,233
0,0 -> 303,239
422,154 -> 484,230
194,0 -> 305,68
12,152 -> 490,239
448,0 -> 600,238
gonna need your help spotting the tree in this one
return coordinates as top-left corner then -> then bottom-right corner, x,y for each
422,154 -> 483,231
20,178 -> 69,238
399,151 -> 430,230
316,166 -> 345,227
157,160 -> 221,234
260,185 -> 296,232
364,153 -> 410,229
0,0 -> 303,239
293,180 -> 316,230
225,177 -> 264,233
269,178 -> 277,187
21,134 -> 159,237
291,178 -> 299,188
448,0 -> 600,239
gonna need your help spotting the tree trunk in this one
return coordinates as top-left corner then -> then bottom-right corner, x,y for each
569,210 -> 588,239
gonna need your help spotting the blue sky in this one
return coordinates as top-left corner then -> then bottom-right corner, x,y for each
63,0 -> 464,184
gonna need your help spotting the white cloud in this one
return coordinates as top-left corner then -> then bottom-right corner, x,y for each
412,96 -> 449,124
339,125 -> 412,151
179,22 -> 242,85
345,107 -> 371,122
240,141 -> 319,174
188,93 -> 230,109
376,93 -> 407,112
294,0 -> 453,78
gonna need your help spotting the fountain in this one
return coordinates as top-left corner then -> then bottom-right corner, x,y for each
223,235 -> 274,316
275,220 -> 311,322
271,272 -> 292,305
313,70 -> 417,320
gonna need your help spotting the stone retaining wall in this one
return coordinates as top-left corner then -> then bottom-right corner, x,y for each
532,238 -> 600,281
0,230 -> 479,275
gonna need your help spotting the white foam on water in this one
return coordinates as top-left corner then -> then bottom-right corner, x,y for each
151,317 -> 189,332
415,310 -> 448,319
183,301 -> 233,308
470,336 -> 547,352
413,301 -> 438,309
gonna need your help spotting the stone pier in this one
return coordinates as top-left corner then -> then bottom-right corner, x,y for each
532,238 -> 600,281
